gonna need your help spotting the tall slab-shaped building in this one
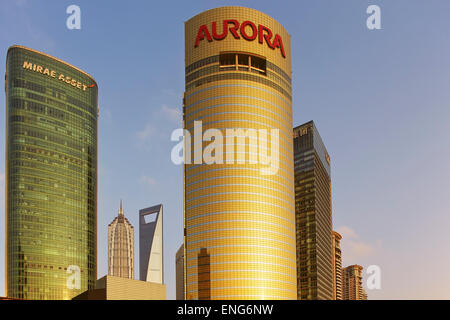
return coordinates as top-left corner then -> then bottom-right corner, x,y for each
5,46 -> 98,299
184,7 -> 296,300
332,231 -> 343,300
139,204 -> 163,283
294,121 -> 333,300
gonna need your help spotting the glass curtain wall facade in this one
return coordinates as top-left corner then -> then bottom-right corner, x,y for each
293,121 -> 333,300
5,46 -> 98,300
184,7 -> 296,300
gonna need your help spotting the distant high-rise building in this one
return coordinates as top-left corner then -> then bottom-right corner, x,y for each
108,200 -> 134,279
139,204 -> 163,283
361,289 -> 368,301
5,45 -> 98,300
342,265 -> 368,300
176,244 -> 185,300
332,231 -> 343,300
294,121 -> 333,300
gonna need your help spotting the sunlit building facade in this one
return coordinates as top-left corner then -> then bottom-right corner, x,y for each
73,275 -> 166,300
343,264 -> 368,300
294,121 -> 333,300
108,200 -> 134,279
332,231 -> 343,300
5,46 -> 98,299
184,7 -> 296,299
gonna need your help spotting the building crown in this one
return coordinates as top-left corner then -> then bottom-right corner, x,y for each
119,199 -> 124,216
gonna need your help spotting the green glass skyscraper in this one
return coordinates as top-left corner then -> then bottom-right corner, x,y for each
5,46 -> 98,300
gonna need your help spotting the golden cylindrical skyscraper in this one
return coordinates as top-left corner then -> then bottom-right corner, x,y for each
184,6 -> 296,299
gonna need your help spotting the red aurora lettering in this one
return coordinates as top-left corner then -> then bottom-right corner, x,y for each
194,20 -> 286,58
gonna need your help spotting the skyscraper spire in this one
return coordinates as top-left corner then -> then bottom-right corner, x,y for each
119,199 -> 124,216
108,198 -> 134,279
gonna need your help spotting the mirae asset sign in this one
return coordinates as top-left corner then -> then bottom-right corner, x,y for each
22,61 -> 94,91
194,20 -> 286,58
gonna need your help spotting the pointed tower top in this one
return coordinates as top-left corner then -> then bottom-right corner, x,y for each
119,199 -> 124,216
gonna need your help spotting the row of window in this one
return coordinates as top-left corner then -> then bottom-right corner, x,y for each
220,53 -> 266,72
12,78 -> 96,116
185,57 -> 292,93
10,138 -> 96,164
10,98 -> 96,131
186,72 -> 292,100
10,124 -> 92,154
185,54 -> 292,84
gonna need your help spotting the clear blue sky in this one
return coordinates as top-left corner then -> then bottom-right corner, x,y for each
1,0 -> 450,299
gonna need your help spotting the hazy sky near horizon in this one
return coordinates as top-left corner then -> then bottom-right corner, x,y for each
1,0 -> 450,299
